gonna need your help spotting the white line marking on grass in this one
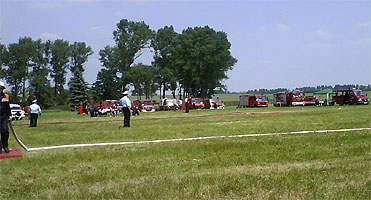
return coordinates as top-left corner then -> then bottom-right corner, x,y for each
26,128 -> 371,151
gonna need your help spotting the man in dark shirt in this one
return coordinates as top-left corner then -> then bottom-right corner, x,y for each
0,81 -> 11,153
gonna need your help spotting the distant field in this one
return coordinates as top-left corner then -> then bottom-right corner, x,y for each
1,104 -> 370,199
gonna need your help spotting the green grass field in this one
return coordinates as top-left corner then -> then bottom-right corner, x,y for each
1,104 -> 370,199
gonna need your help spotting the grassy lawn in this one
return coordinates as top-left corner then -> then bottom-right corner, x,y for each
1,104 -> 370,199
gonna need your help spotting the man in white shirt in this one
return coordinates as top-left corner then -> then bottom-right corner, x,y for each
29,99 -> 42,127
120,91 -> 132,127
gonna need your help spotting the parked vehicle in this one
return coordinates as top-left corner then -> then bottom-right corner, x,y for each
99,100 -> 121,115
10,104 -> 26,121
133,99 -> 155,112
159,98 -> 178,110
304,96 -> 324,106
331,89 -> 369,105
204,98 -> 225,109
184,97 -> 204,109
100,100 -> 121,109
238,94 -> 268,107
273,90 -> 305,107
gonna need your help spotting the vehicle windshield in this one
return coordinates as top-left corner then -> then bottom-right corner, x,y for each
256,96 -> 267,101
103,102 -> 111,107
192,98 -> 202,104
210,99 -> 221,103
293,92 -> 304,97
141,101 -> 153,105
166,99 -> 176,105
354,91 -> 365,96
11,106 -> 21,110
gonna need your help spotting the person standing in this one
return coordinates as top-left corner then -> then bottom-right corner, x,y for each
185,97 -> 189,113
120,91 -> 132,128
29,99 -> 42,127
0,81 -> 11,153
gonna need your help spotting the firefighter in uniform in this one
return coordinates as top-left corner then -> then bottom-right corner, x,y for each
29,99 -> 42,127
120,91 -> 132,128
0,81 -> 11,153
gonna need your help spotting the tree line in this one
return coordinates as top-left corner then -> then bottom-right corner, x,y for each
0,19 -> 237,110
0,37 -> 93,110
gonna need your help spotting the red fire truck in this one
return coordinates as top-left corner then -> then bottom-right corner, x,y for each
159,98 -> 178,110
304,96 -> 324,106
204,98 -> 225,109
239,94 -> 268,107
184,97 -> 204,109
273,90 -> 305,107
133,99 -> 155,112
331,89 -> 369,105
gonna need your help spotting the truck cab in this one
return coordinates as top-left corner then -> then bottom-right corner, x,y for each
248,94 -> 268,107
304,96 -> 324,106
287,90 -> 305,106
185,97 -> 204,109
159,98 -> 178,110
204,98 -> 225,109
133,99 -> 155,112
332,89 -> 369,105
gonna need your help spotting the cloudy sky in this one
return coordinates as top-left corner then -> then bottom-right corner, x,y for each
1,0 -> 370,92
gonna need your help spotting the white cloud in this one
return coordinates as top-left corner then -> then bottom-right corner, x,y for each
89,26 -> 105,32
114,11 -> 128,18
356,21 -> 371,28
273,24 -> 291,32
312,30 -> 331,39
346,38 -> 371,46
26,0 -> 64,10
305,42 -> 334,49
89,26 -> 111,36
40,32 -> 59,41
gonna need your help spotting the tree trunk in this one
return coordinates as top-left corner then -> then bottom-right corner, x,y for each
22,78 -> 26,100
162,82 -> 166,98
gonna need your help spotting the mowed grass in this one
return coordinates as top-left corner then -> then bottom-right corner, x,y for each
1,104 -> 370,199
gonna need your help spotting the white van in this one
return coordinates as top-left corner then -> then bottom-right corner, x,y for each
10,104 -> 26,120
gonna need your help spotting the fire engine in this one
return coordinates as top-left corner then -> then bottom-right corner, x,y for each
239,94 -> 268,107
159,98 -> 178,110
273,90 -> 305,107
204,98 -> 225,109
184,97 -> 204,109
331,89 -> 369,105
133,99 -> 155,112
304,96 -> 324,106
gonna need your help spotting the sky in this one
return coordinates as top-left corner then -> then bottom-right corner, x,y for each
1,0 -> 370,92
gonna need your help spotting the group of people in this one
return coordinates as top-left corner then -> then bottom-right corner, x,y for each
89,106 -> 120,117
0,82 -> 189,153
0,81 -> 42,154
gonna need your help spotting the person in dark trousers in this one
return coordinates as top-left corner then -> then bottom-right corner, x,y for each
0,81 -> 11,153
29,99 -> 42,127
185,98 -> 189,113
120,91 -> 132,128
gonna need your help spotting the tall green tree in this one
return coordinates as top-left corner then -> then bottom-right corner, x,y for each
49,39 -> 70,103
94,19 -> 154,99
68,42 -> 93,110
174,26 -> 237,97
3,37 -> 35,102
151,26 -> 178,98
92,68 -> 121,101
92,46 -> 121,101
129,63 -> 158,99
29,39 -> 53,108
